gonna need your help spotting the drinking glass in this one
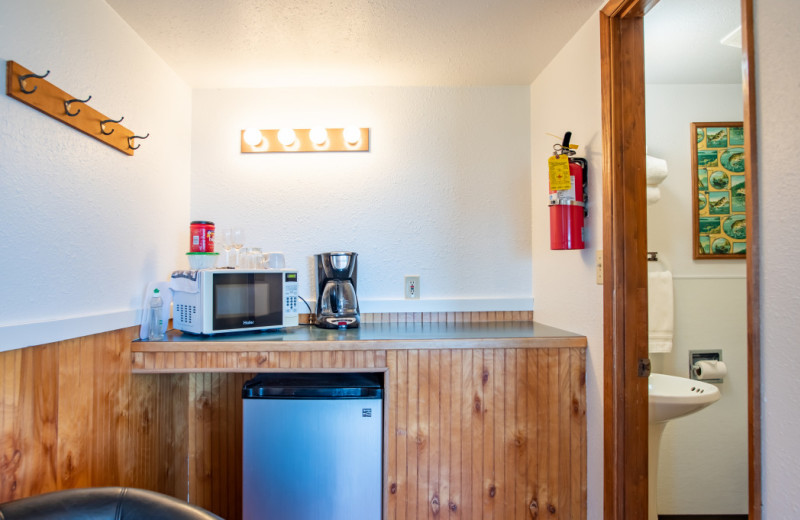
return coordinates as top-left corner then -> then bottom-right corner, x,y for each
247,247 -> 263,269
232,228 -> 245,267
221,228 -> 233,267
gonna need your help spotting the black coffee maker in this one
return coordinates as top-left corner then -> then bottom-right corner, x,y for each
315,252 -> 360,329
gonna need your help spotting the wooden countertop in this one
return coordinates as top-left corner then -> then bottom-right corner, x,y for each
132,321 -> 586,353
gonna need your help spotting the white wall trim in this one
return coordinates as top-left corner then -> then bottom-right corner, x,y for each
0,310 -> 139,353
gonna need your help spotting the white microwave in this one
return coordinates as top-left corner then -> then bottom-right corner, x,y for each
173,269 -> 299,335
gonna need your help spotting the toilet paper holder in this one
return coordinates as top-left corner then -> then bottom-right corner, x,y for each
689,349 -> 724,383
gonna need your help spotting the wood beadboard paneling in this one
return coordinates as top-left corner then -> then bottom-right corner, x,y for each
0,328 -> 140,502
1,318 -> 586,520
128,373 -> 190,498
296,311 -> 535,325
0,327 -> 190,504
159,347 -> 585,519
188,372 -> 249,520
359,311 -> 534,324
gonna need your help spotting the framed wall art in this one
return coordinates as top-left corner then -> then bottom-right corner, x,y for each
692,122 -> 746,259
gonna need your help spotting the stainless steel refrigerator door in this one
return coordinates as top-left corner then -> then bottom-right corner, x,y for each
243,398 -> 383,520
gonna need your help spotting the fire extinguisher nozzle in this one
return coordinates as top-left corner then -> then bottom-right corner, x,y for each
561,131 -> 572,149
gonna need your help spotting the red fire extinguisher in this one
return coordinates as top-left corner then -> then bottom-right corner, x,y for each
548,131 -> 587,250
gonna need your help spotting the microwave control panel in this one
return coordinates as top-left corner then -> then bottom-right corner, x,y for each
283,275 -> 299,326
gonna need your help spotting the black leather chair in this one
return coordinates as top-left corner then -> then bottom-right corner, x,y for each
0,487 -> 223,520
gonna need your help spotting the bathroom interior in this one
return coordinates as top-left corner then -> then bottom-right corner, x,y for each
645,0 -> 748,517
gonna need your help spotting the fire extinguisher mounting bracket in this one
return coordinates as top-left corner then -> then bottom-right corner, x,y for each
571,157 -> 589,218
548,199 -> 586,207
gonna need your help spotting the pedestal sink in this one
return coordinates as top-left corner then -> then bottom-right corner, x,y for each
648,373 -> 721,520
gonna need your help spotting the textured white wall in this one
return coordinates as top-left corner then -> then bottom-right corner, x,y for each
0,0 -> 192,351
530,11 -> 604,519
645,84 -> 745,277
755,0 -> 800,517
656,279 -> 748,513
645,83 -> 747,514
191,87 -> 533,310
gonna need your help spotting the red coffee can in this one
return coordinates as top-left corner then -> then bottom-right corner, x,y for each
190,221 -> 215,252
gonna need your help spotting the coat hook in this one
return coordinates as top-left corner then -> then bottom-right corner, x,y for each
128,133 -> 150,150
64,95 -> 92,117
100,116 -> 125,135
18,69 -> 50,94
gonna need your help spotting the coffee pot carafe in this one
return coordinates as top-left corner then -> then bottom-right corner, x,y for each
319,280 -> 358,317
315,252 -> 360,329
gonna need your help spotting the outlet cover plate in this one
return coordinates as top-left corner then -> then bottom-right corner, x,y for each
405,275 -> 420,299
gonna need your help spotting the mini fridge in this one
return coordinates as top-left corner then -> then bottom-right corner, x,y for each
242,372 -> 383,520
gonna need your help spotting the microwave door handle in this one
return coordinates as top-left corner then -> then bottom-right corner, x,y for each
248,273 -> 256,319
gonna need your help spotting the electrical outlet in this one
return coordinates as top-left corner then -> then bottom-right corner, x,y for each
405,275 -> 420,299
596,250 -> 603,285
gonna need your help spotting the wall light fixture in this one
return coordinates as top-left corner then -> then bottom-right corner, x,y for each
241,127 -> 370,153
243,128 -> 264,147
277,128 -> 297,146
309,127 -> 328,146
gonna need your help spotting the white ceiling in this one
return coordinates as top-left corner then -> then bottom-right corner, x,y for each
105,0 -> 742,89
645,0 -> 742,84
105,0 -> 602,88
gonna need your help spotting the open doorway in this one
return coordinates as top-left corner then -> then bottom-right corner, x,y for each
600,0 -> 760,518
644,0 -> 748,516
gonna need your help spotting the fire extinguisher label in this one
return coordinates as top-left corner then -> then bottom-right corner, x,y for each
553,175 -> 577,204
548,155 -> 572,191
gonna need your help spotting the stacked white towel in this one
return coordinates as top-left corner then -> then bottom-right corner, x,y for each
646,154 -> 668,185
648,270 -> 674,353
646,154 -> 669,205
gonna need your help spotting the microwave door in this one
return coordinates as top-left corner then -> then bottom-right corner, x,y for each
253,273 -> 284,327
212,272 -> 283,332
213,272 -> 252,331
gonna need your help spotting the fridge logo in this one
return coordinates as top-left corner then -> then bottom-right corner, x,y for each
242,320 -> 255,325
362,408 -> 372,418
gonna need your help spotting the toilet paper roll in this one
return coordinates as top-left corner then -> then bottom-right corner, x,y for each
693,360 -> 728,380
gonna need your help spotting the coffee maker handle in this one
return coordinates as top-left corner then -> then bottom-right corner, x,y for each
330,284 -> 339,314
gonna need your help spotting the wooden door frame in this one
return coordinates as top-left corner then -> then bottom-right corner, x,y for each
600,0 -> 761,518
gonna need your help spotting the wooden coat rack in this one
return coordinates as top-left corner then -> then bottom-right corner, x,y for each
5,60 -> 148,156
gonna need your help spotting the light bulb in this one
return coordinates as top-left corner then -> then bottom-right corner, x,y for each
243,128 -> 263,147
343,126 -> 361,144
278,128 -> 296,146
309,127 -> 328,145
